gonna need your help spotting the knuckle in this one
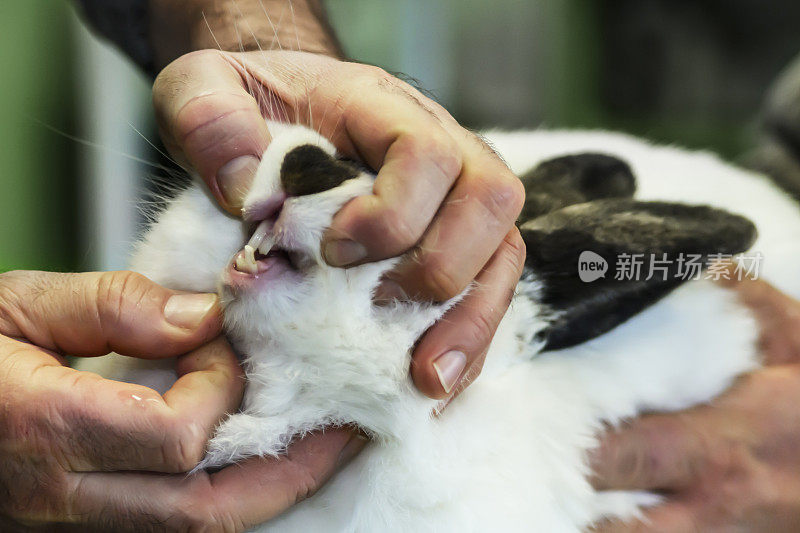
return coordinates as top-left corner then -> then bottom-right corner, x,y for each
378,207 -> 423,253
161,421 -> 207,472
153,50 -> 216,110
397,132 -> 462,184
636,425 -> 674,485
713,438 -> 749,481
179,506 -> 239,533
614,436 -> 655,487
473,174 -> 526,225
639,417 -> 700,485
153,53 -> 262,152
154,50 -> 221,96
170,96 -> 266,167
350,63 -> 399,91
173,506 -> 222,533
95,271 -> 152,330
425,138 -> 462,183
360,63 -> 394,83
418,257 -> 466,302
501,229 -> 527,278
508,176 -> 527,213
285,459 -> 325,505
465,310 -> 497,348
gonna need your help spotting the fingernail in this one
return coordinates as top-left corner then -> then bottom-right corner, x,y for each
164,293 -> 218,329
374,279 -> 408,304
323,239 -> 368,267
336,432 -> 368,469
432,350 -> 467,394
217,156 -> 259,211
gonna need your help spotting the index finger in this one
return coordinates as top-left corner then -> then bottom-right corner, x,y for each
8,336 -> 243,473
318,69 -> 465,265
409,229 -> 526,399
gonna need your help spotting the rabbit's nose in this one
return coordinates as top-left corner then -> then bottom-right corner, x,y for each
280,144 -> 359,196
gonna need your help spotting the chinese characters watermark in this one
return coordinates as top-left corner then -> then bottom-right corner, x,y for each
578,251 -> 763,283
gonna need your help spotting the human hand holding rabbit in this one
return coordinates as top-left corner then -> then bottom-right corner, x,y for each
0,270 -> 363,530
592,276 -> 800,532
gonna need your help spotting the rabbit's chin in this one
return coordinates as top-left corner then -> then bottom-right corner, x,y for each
218,254 -> 318,331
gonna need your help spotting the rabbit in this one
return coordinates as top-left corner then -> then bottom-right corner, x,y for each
77,121 -> 800,532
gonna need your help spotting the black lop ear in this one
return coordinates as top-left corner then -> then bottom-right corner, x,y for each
519,153 -> 636,220
520,199 -> 757,351
281,144 -> 360,196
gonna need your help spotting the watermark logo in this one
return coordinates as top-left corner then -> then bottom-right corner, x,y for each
577,251 -> 763,283
578,250 -> 608,282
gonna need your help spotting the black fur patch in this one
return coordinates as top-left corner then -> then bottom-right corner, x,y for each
281,144 -> 360,196
518,153 -> 636,221
520,199 -> 757,350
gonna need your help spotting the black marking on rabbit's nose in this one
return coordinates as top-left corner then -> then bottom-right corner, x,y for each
280,144 -> 360,196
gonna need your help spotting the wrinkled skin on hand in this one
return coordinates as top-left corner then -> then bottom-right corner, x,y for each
591,275 -> 800,532
0,270 -> 363,532
152,49 -> 526,399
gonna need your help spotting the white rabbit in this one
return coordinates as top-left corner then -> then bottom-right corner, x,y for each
78,122 -> 800,532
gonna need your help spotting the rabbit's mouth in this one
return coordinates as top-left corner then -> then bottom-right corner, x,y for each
232,246 -> 295,274
224,218 -> 307,289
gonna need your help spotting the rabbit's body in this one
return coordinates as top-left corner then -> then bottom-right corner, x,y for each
79,126 -> 800,531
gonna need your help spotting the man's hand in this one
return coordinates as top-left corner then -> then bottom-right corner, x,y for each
0,271 -> 364,531
152,48 -> 526,400
591,277 -> 800,532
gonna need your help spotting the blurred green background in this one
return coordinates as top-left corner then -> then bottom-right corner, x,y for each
0,1 -> 76,272
1,0 -> 798,273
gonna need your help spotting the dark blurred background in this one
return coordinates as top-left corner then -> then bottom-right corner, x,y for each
1,0 -> 798,272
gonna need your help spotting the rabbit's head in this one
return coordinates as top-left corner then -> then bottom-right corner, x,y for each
209,125 -> 455,418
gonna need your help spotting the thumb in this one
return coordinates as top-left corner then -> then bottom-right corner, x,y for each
0,270 -> 222,358
153,50 -> 271,214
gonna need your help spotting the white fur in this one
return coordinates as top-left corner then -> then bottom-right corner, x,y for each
77,126 -> 800,531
